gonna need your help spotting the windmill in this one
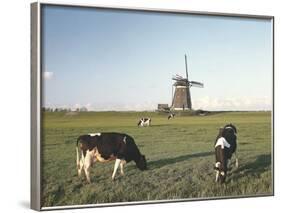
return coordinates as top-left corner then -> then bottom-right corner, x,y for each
171,54 -> 204,110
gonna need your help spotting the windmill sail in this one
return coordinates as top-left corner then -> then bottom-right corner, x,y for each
185,54 -> 192,109
189,81 -> 204,88
185,54 -> 189,80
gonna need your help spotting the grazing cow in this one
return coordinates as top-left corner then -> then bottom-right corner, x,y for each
137,118 -> 151,127
168,113 -> 175,120
214,124 -> 238,183
76,132 -> 147,183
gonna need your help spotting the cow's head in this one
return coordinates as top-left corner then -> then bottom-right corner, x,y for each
136,154 -> 147,170
224,123 -> 237,134
137,118 -> 143,126
222,123 -> 237,143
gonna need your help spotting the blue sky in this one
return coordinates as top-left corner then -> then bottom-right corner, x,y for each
42,5 -> 273,111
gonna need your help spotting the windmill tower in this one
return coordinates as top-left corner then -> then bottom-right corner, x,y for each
171,54 -> 204,110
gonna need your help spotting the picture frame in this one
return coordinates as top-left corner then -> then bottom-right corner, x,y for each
31,1 -> 274,211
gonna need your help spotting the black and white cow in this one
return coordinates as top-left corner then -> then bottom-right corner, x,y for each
214,124 -> 238,183
76,132 -> 147,183
137,118 -> 151,127
168,113 -> 175,120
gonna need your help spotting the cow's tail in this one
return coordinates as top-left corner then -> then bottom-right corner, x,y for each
76,137 -> 81,170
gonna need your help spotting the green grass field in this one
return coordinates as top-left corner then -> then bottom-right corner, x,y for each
41,111 -> 272,207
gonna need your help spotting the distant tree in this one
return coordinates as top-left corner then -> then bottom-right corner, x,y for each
61,108 -> 67,112
80,107 -> 88,112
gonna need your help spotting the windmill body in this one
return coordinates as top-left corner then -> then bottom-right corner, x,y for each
171,55 -> 203,110
172,78 -> 192,110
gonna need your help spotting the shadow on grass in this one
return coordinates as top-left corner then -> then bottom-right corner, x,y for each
149,124 -> 171,127
239,142 -> 251,145
231,154 -> 271,181
148,151 -> 214,169
43,143 -> 63,147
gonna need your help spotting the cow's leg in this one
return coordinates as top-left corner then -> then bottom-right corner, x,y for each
220,158 -> 228,183
215,162 -> 221,182
220,171 -> 226,183
112,159 -> 121,180
227,159 -> 231,169
120,160 -> 126,176
215,170 -> 219,182
83,150 -> 92,183
219,148 -> 227,183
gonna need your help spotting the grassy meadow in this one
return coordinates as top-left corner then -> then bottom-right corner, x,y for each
41,111 -> 272,207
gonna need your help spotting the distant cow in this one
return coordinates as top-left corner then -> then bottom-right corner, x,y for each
137,118 -> 151,127
76,133 -> 147,183
214,124 -> 238,183
168,113 -> 175,120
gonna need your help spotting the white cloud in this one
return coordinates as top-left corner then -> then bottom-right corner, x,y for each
88,102 -> 157,111
193,96 -> 272,111
73,103 -> 81,109
43,97 -> 271,112
43,71 -> 54,80
85,103 -> 92,108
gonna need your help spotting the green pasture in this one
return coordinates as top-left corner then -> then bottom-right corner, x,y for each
41,111 -> 272,207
